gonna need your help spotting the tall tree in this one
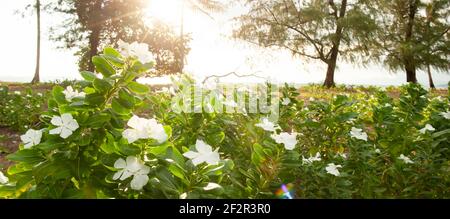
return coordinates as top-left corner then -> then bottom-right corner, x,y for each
31,0 -> 41,84
51,0 -> 149,71
50,0 -> 191,74
372,0 -> 450,84
234,0 -> 378,87
418,0 -> 450,88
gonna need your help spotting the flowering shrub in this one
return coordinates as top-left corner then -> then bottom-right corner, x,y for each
0,43 -> 449,199
0,87 -> 47,131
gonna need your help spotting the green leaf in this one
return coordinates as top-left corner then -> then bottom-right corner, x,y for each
117,139 -> 141,155
432,129 -> 450,138
168,164 -> 186,180
92,56 -> 115,77
101,133 -> 117,154
80,71 -> 97,82
85,93 -> 106,106
93,78 -> 113,94
112,98 -> 131,115
103,47 -> 121,58
52,86 -> 67,105
7,149 -> 45,165
128,82 -> 149,94
86,113 -> 111,128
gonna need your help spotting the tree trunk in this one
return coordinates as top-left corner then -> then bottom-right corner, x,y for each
427,64 -> 435,89
31,0 -> 41,84
87,28 -> 100,72
405,60 -> 417,83
403,0 -> 419,83
323,0 -> 347,88
86,0 -> 102,72
324,48 -> 338,88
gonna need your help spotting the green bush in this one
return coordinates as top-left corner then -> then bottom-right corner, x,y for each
0,43 -> 449,199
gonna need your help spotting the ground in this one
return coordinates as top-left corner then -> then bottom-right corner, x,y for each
0,127 -> 20,170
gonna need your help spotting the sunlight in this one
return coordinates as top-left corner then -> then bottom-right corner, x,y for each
145,0 -> 184,26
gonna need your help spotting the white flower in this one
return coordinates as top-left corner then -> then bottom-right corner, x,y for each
37,93 -> 43,97
183,140 -> 220,166
271,132 -> 298,150
118,40 -> 154,64
122,115 -> 168,144
440,111 -> 450,120
419,124 -> 435,134
325,163 -> 342,177
398,154 -> 414,164
20,129 -> 42,149
302,152 -> 322,165
338,152 -> 347,159
350,127 -> 368,141
281,98 -> 291,106
113,156 -> 150,190
49,113 -> 79,139
63,86 -> 85,101
375,148 -> 381,153
255,117 -> 279,132
14,91 -> 21,95
203,183 -> 222,191
180,193 -> 188,199
0,171 -> 8,184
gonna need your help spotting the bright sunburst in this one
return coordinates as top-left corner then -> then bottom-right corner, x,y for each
145,0 -> 184,25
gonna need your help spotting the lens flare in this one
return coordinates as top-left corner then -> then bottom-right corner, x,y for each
275,183 -> 294,199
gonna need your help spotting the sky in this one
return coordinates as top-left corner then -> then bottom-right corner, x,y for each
0,0 -> 449,87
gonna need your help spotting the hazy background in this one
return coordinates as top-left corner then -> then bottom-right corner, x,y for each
0,0 -> 449,87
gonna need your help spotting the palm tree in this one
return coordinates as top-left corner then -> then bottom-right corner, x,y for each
178,0 -> 226,72
31,0 -> 41,84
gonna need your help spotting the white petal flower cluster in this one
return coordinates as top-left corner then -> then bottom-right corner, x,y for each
122,115 -> 168,144
113,156 -> 150,190
302,152 -> 322,165
49,113 -> 79,139
398,154 -> 414,164
419,124 -> 435,134
326,163 -> 342,176
440,111 -> 450,119
118,40 -> 154,64
350,127 -> 368,141
63,86 -> 85,101
271,132 -> 298,150
20,129 -> 42,149
183,140 -> 220,166
255,117 -> 279,132
0,171 -> 8,184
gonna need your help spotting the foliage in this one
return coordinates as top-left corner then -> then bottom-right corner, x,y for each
49,0 -> 190,74
233,0 -> 378,87
0,87 -> 47,132
0,45 -> 449,198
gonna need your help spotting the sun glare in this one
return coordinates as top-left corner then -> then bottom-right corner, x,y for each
145,0 -> 183,26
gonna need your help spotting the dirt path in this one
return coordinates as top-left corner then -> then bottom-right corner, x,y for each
0,127 -> 20,170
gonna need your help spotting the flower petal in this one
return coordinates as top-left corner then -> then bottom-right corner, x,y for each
183,151 -> 199,159
51,116 -> 63,126
113,170 -> 124,180
114,158 -> 127,169
195,140 -> 212,154
130,174 -> 149,190
59,128 -> 73,139
49,127 -> 62,135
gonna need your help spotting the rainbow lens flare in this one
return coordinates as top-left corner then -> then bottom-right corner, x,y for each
275,183 -> 294,199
